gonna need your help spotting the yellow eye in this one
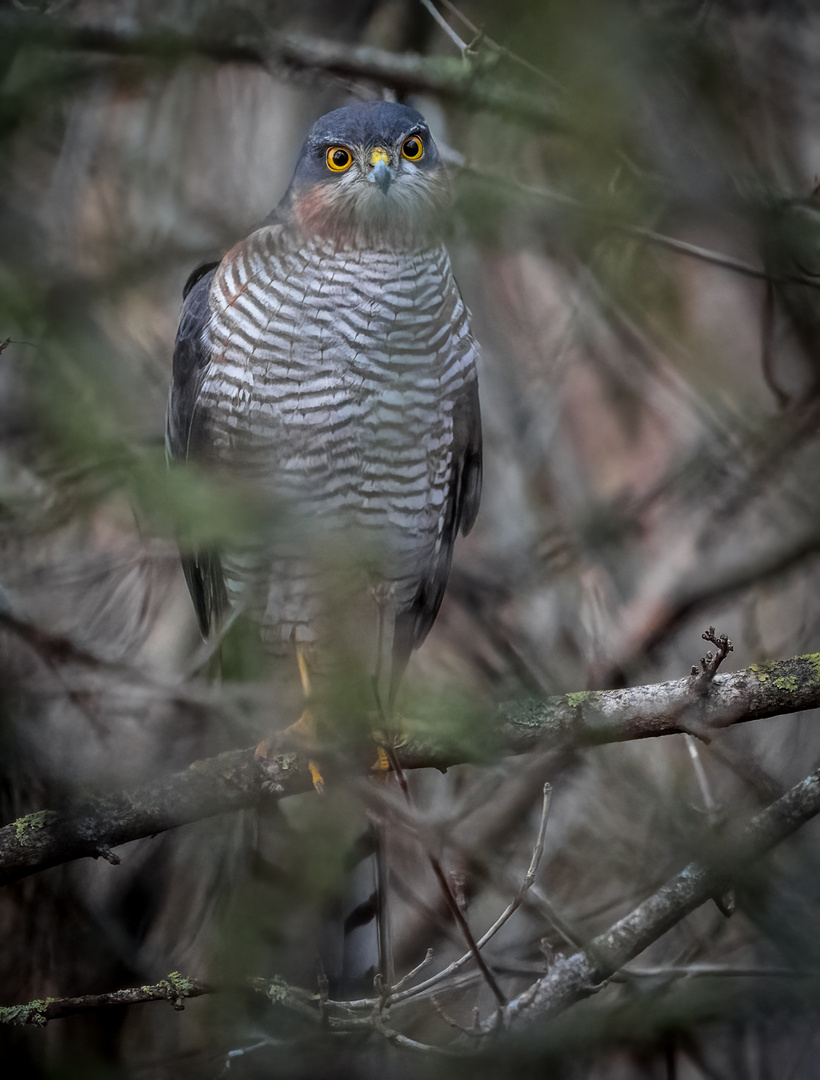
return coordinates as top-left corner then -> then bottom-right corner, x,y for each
401,135 -> 424,162
326,146 -> 353,172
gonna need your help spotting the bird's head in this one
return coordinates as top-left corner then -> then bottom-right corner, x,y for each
281,101 -> 450,249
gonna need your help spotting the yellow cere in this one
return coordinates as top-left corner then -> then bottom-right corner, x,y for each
370,147 -> 390,167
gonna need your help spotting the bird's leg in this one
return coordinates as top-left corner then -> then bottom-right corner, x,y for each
293,644 -> 325,793
255,642 -> 325,793
370,583 -> 399,776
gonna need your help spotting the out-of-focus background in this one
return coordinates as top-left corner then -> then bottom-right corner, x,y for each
3,1 -> 820,1077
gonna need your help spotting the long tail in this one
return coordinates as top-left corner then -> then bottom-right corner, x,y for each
321,820 -> 391,999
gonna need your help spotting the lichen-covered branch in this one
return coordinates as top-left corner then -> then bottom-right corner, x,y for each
0,748 -> 312,887
7,761 -> 820,1042
0,653 -> 818,887
0,973 -> 211,1026
493,652 -> 820,756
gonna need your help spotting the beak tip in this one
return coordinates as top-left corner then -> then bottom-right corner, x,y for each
368,161 -> 393,194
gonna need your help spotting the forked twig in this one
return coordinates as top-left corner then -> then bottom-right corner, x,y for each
694,627 -> 735,683
389,783 -> 553,1007
380,742 -> 507,1007
435,0 -> 566,89
391,949 -> 435,993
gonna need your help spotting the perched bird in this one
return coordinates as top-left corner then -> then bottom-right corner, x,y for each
167,100 -> 482,735
167,99 -> 481,996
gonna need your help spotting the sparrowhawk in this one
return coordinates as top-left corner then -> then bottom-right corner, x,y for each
167,100 -> 482,727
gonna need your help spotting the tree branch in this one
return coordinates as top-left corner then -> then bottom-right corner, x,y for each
1,15 -> 565,131
505,762 -> 820,1027
0,748 -> 312,887
6,764 -> 820,1042
0,653 -> 818,887
494,652 -> 820,753
0,973 -> 211,1026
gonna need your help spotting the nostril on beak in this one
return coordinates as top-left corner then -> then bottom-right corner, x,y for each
369,160 -> 392,194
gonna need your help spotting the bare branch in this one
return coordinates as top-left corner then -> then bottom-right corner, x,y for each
391,949 -> 434,993
435,0 -> 566,89
389,783 -> 552,1007
622,964 -> 819,980
505,763 -> 820,1027
9,750 -> 819,1041
420,0 -> 470,53
381,744 -> 507,1010
268,32 -> 563,129
458,164 -> 820,289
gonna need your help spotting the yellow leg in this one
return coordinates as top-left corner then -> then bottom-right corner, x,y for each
296,645 -> 312,697
254,643 -> 325,793
370,729 -> 392,781
293,644 -> 324,792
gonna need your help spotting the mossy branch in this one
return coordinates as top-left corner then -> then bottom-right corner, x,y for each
0,653 -> 818,887
0,973 -> 211,1026
4,757 -> 820,1040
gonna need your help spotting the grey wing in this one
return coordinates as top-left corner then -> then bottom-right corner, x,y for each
166,263 -> 228,640
394,374 -> 482,673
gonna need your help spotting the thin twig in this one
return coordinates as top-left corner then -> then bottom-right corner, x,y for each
420,0 -> 469,52
457,162 -> 820,290
622,964 -> 820,980
390,744 -> 508,1008
389,783 -> 552,1007
382,1027 -> 468,1054
522,783 -> 552,893
694,627 -> 735,683
429,855 -> 508,1008
431,995 -> 480,1035
625,224 -> 774,282
391,948 -> 435,993
689,627 -> 735,716
382,743 -> 507,1009
685,734 -> 720,818
436,0 -> 566,89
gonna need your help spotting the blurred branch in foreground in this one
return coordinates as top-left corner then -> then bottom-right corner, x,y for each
4,759 -> 819,1051
0,15 -> 566,130
1,650 -> 818,887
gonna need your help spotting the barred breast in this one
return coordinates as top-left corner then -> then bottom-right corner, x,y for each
195,225 -> 477,648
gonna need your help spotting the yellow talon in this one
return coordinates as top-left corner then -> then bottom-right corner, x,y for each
375,746 -> 390,773
255,700 -> 325,793
309,759 -> 325,794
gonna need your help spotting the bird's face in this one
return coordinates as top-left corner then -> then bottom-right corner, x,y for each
284,102 -> 450,249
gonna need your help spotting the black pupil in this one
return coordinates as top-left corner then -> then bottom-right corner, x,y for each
406,138 -> 420,157
332,149 -> 349,167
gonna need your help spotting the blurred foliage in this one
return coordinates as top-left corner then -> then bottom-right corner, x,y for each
3,0 -> 820,1078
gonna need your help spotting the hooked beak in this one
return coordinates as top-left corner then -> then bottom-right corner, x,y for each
368,148 -> 393,194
